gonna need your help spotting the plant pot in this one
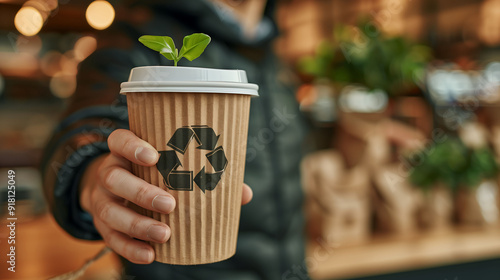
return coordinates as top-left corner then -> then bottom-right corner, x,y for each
122,66 -> 258,264
417,186 -> 453,231
372,164 -> 422,235
301,150 -> 371,246
455,180 -> 500,226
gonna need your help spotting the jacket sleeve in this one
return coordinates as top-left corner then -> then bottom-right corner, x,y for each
40,27 -> 142,240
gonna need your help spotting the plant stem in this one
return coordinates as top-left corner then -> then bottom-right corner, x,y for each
174,60 -> 177,67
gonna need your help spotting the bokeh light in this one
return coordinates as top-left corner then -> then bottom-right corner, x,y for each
339,86 -> 388,113
479,0 -> 500,46
14,6 -> 44,36
61,51 -> 79,76
50,72 -> 76,98
485,62 -> 500,85
73,36 -> 97,62
40,51 -> 63,77
85,0 -> 115,30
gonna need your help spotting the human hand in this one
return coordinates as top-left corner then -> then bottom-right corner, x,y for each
79,129 -> 253,264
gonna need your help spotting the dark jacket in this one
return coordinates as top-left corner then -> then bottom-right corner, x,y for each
41,1 -> 308,279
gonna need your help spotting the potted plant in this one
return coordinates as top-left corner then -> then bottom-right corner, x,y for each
298,20 -> 432,103
122,33 -> 259,265
409,134 -> 499,227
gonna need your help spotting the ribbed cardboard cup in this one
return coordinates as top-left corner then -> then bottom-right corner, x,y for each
120,66 -> 258,265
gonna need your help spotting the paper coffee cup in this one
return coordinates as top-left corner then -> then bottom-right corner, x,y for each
120,66 -> 258,265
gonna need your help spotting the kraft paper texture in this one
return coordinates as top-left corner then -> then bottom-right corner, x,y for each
126,92 -> 251,265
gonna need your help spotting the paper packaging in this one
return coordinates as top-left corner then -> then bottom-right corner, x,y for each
120,66 -> 258,265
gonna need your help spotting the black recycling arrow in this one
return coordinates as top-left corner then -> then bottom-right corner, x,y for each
194,167 -> 224,193
157,150 -> 193,191
167,127 -> 194,154
206,146 -> 228,172
157,125 -> 228,192
192,125 -> 219,150
157,151 -> 180,181
168,170 -> 193,191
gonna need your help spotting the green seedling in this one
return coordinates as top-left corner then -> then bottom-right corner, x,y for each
138,33 -> 211,66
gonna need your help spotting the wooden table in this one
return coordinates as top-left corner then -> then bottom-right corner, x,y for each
3,212 -> 499,280
0,212 -> 121,280
307,227 -> 500,279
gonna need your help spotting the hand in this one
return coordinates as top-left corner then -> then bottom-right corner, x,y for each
80,129 -> 253,264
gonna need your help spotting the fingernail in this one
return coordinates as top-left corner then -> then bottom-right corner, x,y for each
152,195 -> 175,213
137,248 -> 153,263
135,146 -> 158,164
147,224 -> 170,243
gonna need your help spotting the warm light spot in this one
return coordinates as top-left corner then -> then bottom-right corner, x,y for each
14,6 -> 44,36
0,52 -> 38,76
50,72 -> 76,98
74,36 -> 97,61
296,84 -> 316,107
85,0 -> 115,30
479,0 -> 500,46
61,51 -> 79,75
40,51 -> 63,77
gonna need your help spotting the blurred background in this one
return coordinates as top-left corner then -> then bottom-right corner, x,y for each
1,0 -> 500,279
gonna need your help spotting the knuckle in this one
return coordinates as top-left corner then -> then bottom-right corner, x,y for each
98,165 -> 110,184
93,218 -> 104,233
97,167 -> 106,183
128,216 -> 143,237
135,184 -> 150,205
89,193 -> 100,213
122,241 -> 136,261
89,191 -> 102,214
121,136 -> 136,155
108,129 -> 124,143
104,230 -> 118,249
96,201 -> 112,222
102,235 -> 113,248
107,130 -> 120,147
102,167 -> 120,190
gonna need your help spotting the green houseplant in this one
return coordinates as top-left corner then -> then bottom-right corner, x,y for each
409,138 -> 498,192
299,21 -> 432,97
409,137 -> 499,226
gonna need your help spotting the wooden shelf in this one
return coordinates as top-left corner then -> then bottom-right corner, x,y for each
307,227 -> 500,279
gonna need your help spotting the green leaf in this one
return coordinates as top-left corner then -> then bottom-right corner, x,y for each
178,33 -> 211,61
138,35 -> 177,61
138,33 -> 211,66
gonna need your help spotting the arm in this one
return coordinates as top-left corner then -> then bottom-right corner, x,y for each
40,30 -> 136,241
41,26 -> 253,264
40,26 -> 176,262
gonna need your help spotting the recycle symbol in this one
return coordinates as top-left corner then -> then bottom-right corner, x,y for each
156,125 -> 228,193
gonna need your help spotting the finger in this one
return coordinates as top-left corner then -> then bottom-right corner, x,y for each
108,129 -> 159,166
101,166 -> 176,214
95,199 -> 171,243
94,218 -> 155,264
242,183 -> 253,205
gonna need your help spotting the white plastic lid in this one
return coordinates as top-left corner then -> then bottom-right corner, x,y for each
120,66 -> 259,96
